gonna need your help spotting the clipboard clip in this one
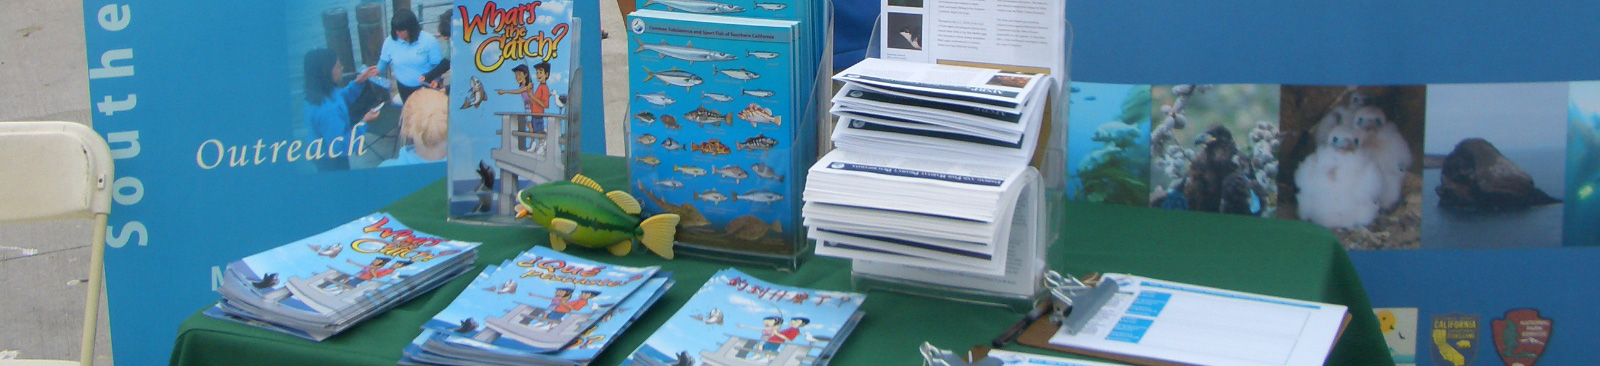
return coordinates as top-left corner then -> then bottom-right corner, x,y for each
1043,271 -> 1119,335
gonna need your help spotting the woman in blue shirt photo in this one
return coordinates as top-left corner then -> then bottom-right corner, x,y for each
304,48 -> 381,172
378,9 -> 444,103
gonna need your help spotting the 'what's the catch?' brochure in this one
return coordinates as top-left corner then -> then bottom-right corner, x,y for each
423,247 -> 662,354
621,268 -> 865,366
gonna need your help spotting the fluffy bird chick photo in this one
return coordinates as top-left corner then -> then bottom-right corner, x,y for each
1296,122 -> 1384,228
1352,106 -> 1413,209
1279,85 -> 1426,250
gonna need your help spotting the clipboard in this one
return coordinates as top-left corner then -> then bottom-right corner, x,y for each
999,272 -> 1353,366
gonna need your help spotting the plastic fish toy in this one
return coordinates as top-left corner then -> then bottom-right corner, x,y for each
516,175 -> 681,258
661,115 -> 682,129
742,89 -> 776,98
636,156 -> 661,167
637,134 -> 658,145
754,2 -> 787,11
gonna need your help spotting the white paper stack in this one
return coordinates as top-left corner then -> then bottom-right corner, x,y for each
828,58 -> 1054,165
204,213 -> 481,341
802,59 -> 1052,296
805,150 -> 1032,276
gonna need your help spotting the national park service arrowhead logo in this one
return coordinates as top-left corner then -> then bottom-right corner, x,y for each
1431,313 -> 1479,366
1492,309 -> 1551,366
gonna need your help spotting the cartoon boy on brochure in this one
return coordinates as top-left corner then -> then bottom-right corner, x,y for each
496,62 -> 552,152
338,257 -> 409,290
738,316 -> 805,362
529,288 -> 598,328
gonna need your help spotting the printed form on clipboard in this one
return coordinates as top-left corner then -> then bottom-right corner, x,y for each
1048,274 -> 1349,366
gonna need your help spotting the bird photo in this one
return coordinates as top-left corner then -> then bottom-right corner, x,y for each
690,307 -> 724,325
1352,106 -> 1412,210
1148,84 -> 1278,217
461,76 -> 487,109
251,273 -> 279,289
1295,120 -> 1384,228
307,243 -> 342,258
1278,86 -> 1426,249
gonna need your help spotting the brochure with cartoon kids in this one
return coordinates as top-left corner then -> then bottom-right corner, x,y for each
449,0 -> 582,224
423,247 -> 662,354
628,10 -> 817,260
407,272 -> 675,365
622,268 -> 867,366
209,213 -> 479,340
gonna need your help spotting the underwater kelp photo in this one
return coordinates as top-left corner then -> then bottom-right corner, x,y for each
1066,83 -> 1151,206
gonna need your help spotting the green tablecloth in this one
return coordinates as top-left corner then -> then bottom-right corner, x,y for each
171,155 -> 1393,365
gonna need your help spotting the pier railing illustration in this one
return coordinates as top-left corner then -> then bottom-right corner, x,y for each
698,334 -> 823,366
489,110 -> 578,216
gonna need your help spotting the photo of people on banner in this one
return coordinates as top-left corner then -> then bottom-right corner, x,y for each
287,0 -> 453,172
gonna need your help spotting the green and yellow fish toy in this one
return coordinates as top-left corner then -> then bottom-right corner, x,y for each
515,174 -> 681,259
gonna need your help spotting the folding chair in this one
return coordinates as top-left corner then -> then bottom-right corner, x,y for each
0,122 -> 114,366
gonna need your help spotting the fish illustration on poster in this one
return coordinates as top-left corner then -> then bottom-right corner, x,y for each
626,10 -> 808,257
449,0 -> 579,224
620,269 -> 865,366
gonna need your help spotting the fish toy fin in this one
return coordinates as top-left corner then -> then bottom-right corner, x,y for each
641,67 -> 655,83
550,218 -> 579,235
639,214 -> 681,259
774,116 -> 781,126
607,191 -> 643,215
572,174 -> 603,192
685,40 -> 693,48
770,219 -> 782,233
548,233 -> 569,251
607,240 -> 633,256
633,37 -> 646,54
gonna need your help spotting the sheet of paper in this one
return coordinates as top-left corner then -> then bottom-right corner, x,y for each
879,0 -> 1067,77
1048,274 -> 1348,366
